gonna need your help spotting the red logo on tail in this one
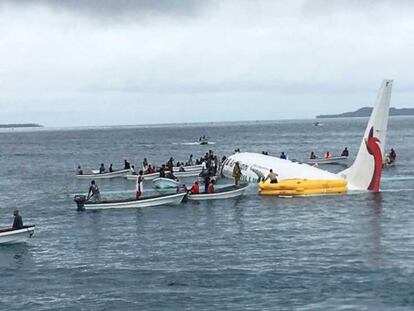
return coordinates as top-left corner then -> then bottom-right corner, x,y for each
365,127 -> 383,192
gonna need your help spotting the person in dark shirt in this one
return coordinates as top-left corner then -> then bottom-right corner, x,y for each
99,163 -> 105,174
124,159 -> 131,170
341,147 -> 349,157
12,209 -> 23,229
109,164 -> 113,172
159,165 -> 166,178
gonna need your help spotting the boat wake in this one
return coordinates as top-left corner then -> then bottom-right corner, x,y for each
173,141 -> 216,146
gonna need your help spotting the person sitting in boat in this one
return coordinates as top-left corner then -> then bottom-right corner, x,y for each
187,154 -> 194,166
166,171 -> 177,181
99,163 -> 105,174
389,148 -> 397,161
124,159 -> 131,170
341,147 -> 349,157
159,165 -> 166,178
280,152 -> 287,160
264,169 -> 279,184
76,165 -> 83,175
179,163 -> 185,172
324,151 -> 332,159
87,180 -> 101,202
109,164 -> 113,172
149,165 -> 157,173
142,158 -> 149,173
310,152 -> 317,159
190,181 -> 199,194
136,170 -> 144,200
179,184 -> 187,193
207,179 -> 215,193
12,209 -> 23,230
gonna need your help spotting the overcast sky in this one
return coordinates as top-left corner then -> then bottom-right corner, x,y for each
0,0 -> 413,126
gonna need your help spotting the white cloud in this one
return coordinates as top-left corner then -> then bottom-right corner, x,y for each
0,1 -> 413,126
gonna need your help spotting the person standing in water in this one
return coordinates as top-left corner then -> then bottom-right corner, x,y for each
136,170 -> 144,200
232,162 -> 242,186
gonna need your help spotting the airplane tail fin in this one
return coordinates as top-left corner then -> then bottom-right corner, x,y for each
340,80 -> 393,191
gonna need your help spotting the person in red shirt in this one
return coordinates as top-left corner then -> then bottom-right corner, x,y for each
190,181 -> 199,194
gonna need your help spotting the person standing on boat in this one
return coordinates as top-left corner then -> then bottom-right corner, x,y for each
124,159 -> 131,170
109,164 -> 113,172
142,158 -> 149,173
12,209 -> 23,229
324,151 -> 332,159
167,157 -> 174,173
136,170 -> 144,200
87,180 -> 101,202
341,147 -> 349,157
188,154 -> 194,166
264,169 -> 279,184
99,163 -> 105,174
233,162 -> 242,186
159,165 -> 166,178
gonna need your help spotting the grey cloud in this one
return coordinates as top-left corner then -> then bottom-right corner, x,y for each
1,0 -> 211,20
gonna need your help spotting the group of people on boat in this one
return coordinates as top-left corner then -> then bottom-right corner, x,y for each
76,159 -> 133,175
309,147 -> 349,160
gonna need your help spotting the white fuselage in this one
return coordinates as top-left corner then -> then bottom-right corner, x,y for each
221,152 -> 358,189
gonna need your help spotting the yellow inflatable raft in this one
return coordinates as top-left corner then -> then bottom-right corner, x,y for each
258,179 -> 348,196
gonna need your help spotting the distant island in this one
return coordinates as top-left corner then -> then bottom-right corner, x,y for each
316,107 -> 414,118
0,123 -> 43,128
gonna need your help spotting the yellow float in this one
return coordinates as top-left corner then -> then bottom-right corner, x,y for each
258,179 -> 348,196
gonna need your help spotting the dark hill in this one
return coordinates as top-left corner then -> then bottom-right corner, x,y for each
316,107 -> 414,118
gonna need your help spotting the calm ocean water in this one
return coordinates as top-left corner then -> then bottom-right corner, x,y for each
0,117 -> 413,310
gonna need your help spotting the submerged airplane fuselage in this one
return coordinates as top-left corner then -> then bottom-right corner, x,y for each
221,79 -> 393,192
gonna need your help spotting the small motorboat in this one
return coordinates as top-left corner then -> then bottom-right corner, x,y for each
305,156 -> 348,166
0,225 -> 35,244
187,184 -> 248,201
74,193 -> 186,211
259,179 -> 347,196
314,122 -> 324,127
76,169 -> 132,179
153,177 -> 180,189
199,136 -> 209,145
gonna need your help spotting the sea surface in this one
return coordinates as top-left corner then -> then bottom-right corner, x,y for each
0,117 -> 413,310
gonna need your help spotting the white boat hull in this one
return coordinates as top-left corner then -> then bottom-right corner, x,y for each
125,172 -> 159,180
77,169 -> 132,179
76,193 -> 186,210
305,156 -> 349,165
0,226 -> 35,244
126,169 -> 201,181
187,184 -> 248,201
173,165 -> 203,172
153,177 -> 180,189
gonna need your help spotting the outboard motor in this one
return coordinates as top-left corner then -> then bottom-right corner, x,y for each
74,195 -> 86,211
